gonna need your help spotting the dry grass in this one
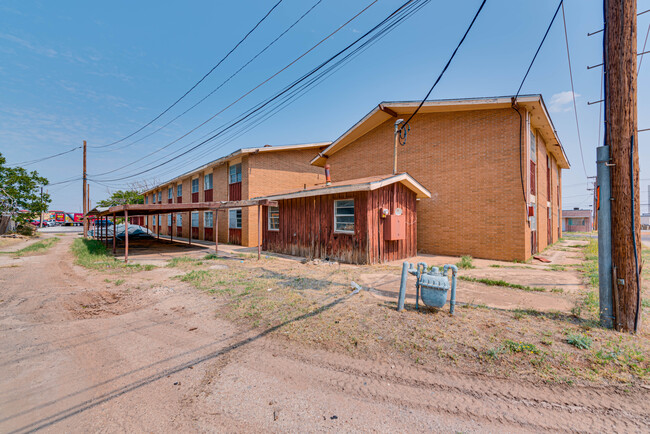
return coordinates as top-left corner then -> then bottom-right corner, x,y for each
168,250 -> 649,386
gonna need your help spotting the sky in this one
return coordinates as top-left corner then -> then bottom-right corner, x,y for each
0,0 -> 649,213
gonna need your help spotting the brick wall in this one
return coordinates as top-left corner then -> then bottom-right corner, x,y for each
325,108 -> 538,261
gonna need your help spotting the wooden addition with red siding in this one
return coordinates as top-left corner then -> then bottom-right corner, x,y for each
259,173 -> 430,265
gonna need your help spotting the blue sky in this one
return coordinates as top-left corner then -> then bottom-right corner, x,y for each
1,0 -> 648,212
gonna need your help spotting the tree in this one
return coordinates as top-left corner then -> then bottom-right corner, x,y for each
0,152 -> 50,224
96,189 -> 144,207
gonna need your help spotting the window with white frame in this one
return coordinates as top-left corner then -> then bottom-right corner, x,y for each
157,191 -> 162,203
334,199 -> 355,233
204,211 -> 213,228
229,208 -> 242,229
177,184 -> 182,197
168,187 -> 173,199
167,214 -> 172,226
229,163 -> 242,184
268,206 -> 279,231
177,213 -> 182,225
204,173 -> 213,190
530,127 -> 537,163
144,196 -> 148,204
191,211 -> 199,228
191,178 -> 199,194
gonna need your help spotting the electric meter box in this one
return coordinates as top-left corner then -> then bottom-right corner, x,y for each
384,214 -> 405,240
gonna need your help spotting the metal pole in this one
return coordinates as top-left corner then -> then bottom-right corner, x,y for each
124,209 -> 129,263
397,262 -> 409,311
170,214 -> 174,243
188,211 -> 192,246
112,213 -> 116,254
597,145 -> 614,328
214,210 -> 218,254
39,186 -> 43,228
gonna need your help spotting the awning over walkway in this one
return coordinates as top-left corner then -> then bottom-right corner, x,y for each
85,199 -> 277,218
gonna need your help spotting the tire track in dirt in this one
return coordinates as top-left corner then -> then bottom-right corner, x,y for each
212,339 -> 649,432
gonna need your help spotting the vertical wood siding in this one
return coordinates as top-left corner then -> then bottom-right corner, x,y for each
262,183 -> 417,264
229,228 -> 242,245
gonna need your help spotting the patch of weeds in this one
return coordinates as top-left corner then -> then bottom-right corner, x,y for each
550,287 -> 564,294
114,279 -> 125,286
103,278 -> 111,283
504,339 -> 540,355
513,308 -> 543,319
203,253 -> 220,260
166,256 -> 200,268
484,346 -> 503,360
143,264 -> 156,271
548,264 -> 566,272
566,333 -> 592,350
458,276 -> 546,292
489,264 -> 503,268
641,298 -> 650,309
456,255 -> 475,270
4,237 -> 59,257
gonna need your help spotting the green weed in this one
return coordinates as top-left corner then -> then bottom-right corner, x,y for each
3,237 -> 59,257
504,339 -> 540,355
458,276 -> 546,292
567,333 -> 592,350
456,255 -> 475,270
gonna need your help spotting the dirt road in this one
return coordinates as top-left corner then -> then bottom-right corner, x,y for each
1,236 -> 648,432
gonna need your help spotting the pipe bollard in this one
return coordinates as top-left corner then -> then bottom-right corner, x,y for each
397,262 -> 409,311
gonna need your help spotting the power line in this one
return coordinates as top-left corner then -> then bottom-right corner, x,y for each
93,0 -> 428,184
400,0 -> 486,130
93,0 -> 430,184
639,22 -> 649,73
92,0 -> 286,149
8,146 -> 81,167
561,1 -> 588,179
92,0 -> 324,154
91,0 -> 417,182
514,0 -> 563,100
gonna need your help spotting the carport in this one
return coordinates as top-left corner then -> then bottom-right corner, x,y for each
85,199 -> 277,263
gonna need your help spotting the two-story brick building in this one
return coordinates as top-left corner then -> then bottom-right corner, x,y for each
143,142 -> 330,247
309,95 -> 570,261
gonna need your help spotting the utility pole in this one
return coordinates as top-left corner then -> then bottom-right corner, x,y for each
82,140 -> 87,238
604,0 -> 642,332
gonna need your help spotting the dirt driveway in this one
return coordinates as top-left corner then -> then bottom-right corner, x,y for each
1,235 -> 648,432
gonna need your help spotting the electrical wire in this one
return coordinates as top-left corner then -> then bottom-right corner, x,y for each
91,0 -> 423,183
8,146 -> 81,167
90,0 -> 380,178
91,0 -> 286,149
561,2 -> 588,179
107,0 -> 430,185
639,22 -> 650,73
514,0 -> 563,100
400,0 -> 486,130
92,0 -> 324,154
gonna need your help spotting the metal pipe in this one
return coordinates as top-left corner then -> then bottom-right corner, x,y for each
445,264 -> 458,315
324,164 -> 331,186
596,145 -> 614,328
393,119 -> 404,174
397,261 -> 409,311
124,209 -> 129,263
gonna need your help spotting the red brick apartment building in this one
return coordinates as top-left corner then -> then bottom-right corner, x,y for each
309,95 -> 570,261
143,142 -> 330,247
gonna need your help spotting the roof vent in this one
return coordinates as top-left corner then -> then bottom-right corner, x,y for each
574,207 -> 579,210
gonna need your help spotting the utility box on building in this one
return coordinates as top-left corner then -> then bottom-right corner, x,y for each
384,214 -> 405,240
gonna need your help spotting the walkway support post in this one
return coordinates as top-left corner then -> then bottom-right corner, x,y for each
257,204 -> 261,260
124,209 -> 129,263
112,213 -> 116,254
188,211 -> 191,246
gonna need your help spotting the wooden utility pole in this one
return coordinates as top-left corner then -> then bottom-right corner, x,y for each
604,0 -> 642,332
82,140 -> 88,238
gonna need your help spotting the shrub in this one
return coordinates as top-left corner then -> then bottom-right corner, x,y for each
456,255 -> 475,269
566,333 -> 592,350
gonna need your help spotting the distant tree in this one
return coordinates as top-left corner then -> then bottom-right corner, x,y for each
96,189 -> 144,207
0,152 -> 50,224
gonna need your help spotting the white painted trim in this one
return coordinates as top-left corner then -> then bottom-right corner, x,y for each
333,199 -> 355,234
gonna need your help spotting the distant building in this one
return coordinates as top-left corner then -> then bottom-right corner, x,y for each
562,208 -> 593,232
641,213 -> 650,230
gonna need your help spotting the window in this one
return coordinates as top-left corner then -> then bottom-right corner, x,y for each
144,196 -> 148,204
167,214 -> 172,226
334,199 -> 355,233
177,213 -> 182,225
151,194 -> 155,204
157,191 -> 162,203
191,178 -> 199,194
177,184 -> 182,197
268,206 -> 279,231
168,187 -> 173,199
229,163 -> 242,184
204,173 -> 213,190
191,211 -> 199,228
204,211 -> 213,228
229,208 -> 242,229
